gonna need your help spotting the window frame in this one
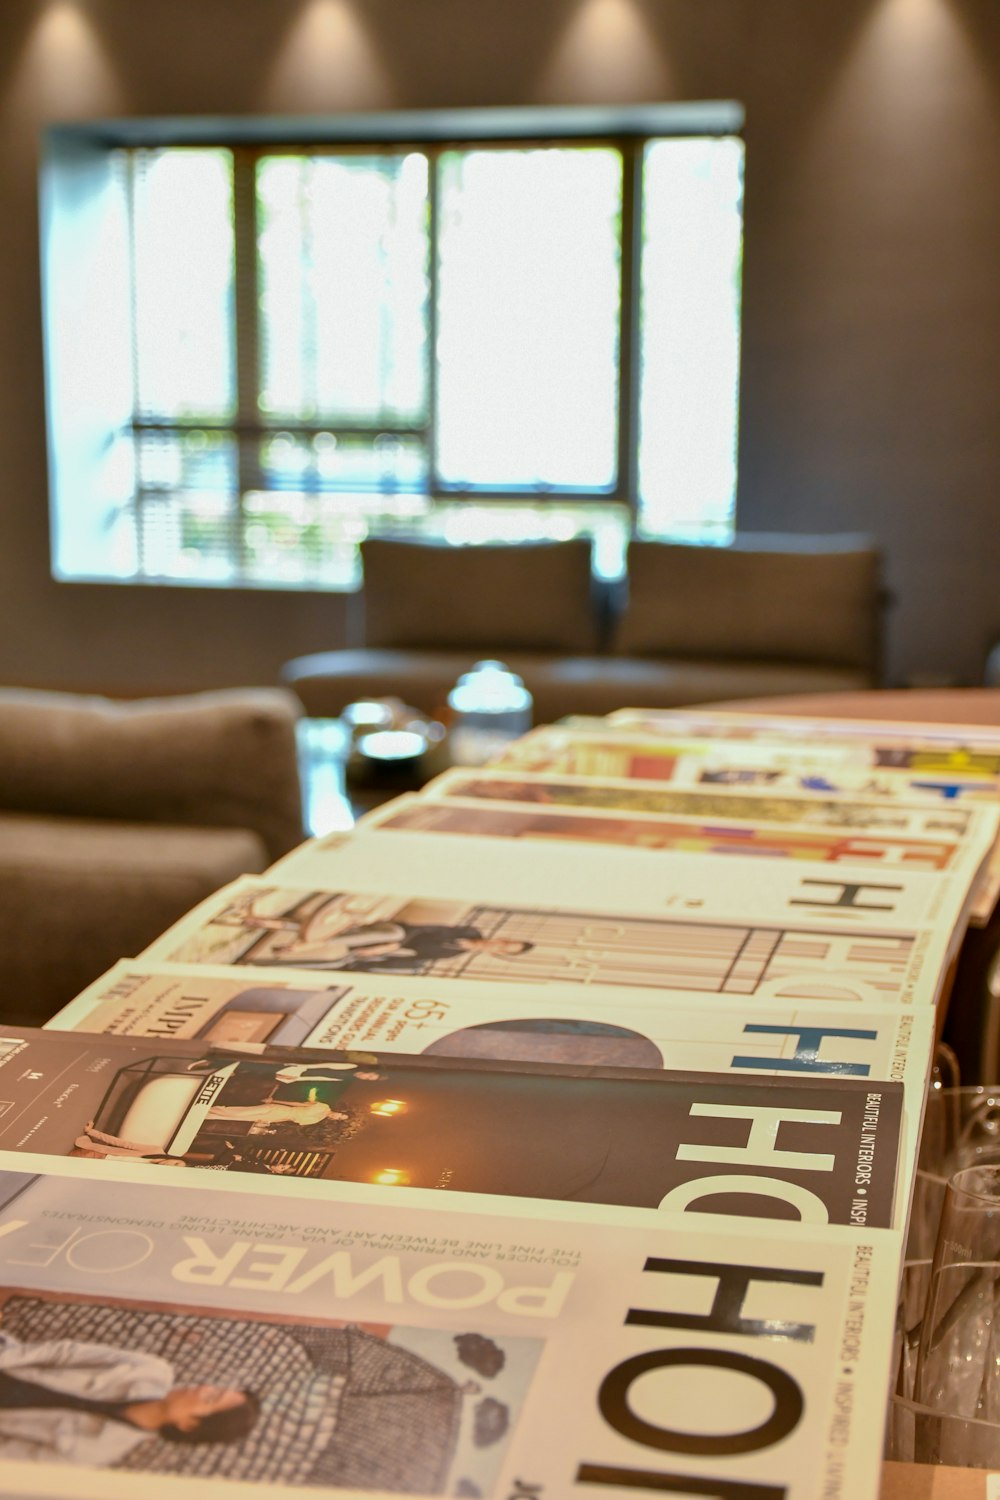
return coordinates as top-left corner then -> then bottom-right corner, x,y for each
42,102 -> 744,589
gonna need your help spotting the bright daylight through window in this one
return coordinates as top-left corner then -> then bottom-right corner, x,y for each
41,106 -> 744,589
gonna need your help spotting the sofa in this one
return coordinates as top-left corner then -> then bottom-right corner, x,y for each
282,532 -> 885,724
0,686 -> 305,1027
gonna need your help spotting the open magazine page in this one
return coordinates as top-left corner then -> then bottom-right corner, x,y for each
47,960 -> 935,1234
607,705 -> 1000,749
599,713 -> 1000,915
266,824 -> 983,973
420,765 -> 987,840
0,1161 -> 902,1500
416,768 -> 1000,926
359,785 -> 999,884
364,792 -> 1000,931
140,876 -> 950,1009
0,1026 -> 905,1229
48,959 -> 937,1083
489,723 -> 1000,802
491,725 -> 878,776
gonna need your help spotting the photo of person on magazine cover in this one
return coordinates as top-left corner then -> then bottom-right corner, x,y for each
214,890 -> 535,972
0,1290 -> 538,1494
70,1054 -> 386,1176
0,1331 -> 258,1465
61,1044 -> 902,1224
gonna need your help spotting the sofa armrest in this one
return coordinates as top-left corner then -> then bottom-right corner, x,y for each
0,687 -> 304,863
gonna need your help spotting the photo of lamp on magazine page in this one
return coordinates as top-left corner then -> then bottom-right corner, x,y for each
0,1027 -> 904,1228
47,959 -> 934,1216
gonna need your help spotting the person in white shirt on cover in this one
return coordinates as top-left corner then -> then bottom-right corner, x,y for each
0,1330 -> 258,1465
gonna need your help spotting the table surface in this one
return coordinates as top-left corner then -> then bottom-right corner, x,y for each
706,687 -> 1000,726
297,716 -> 452,836
882,1460 -> 990,1497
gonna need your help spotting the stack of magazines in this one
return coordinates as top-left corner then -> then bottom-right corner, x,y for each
3,704 -> 1000,1498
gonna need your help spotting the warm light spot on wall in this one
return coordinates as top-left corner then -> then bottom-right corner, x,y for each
262,0 -> 390,112
878,0 -> 954,44
536,0 -> 671,103
11,0 -> 122,120
830,0 -> 991,135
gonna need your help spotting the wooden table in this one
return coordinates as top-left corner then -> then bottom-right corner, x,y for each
707,687 -> 1000,727
882,1460 -> 991,1497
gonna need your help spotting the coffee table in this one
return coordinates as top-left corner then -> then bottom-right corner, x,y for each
296,716 -> 450,835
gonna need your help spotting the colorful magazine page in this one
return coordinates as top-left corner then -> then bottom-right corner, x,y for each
140,876 -> 949,1009
48,959 -> 936,1085
362,786 -> 997,881
420,764 -> 984,840
48,960 -> 935,1232
607,704 -> 1000,750
489,723 -> 1000,801
491,724 -> 874,775
0,1026 -> 904,1229
0,1161 -> 902,1499
268,822 -> 983,964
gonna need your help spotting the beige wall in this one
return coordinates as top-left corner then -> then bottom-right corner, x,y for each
1,0 -> 998,694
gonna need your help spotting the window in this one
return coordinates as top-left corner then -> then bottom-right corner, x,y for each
41,105 -> 744,589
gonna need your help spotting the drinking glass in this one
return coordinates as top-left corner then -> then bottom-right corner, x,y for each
891,1259 -> 932,1402
914,1163 -> 1000,1464
885,1393 -> 1000,1466
908,1082 -> 1000,1260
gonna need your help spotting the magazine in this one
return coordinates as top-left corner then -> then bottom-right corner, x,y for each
607,704 -> 1000,749
0,1161 -> 901,1499
0,1027 -> 904,1228
267,824 -> 984,961
49,961 -> 934,1227
489,723 -> 1000,801
140,876 -> 950,1008
593,713 -> 1000,922
420,765 -> 983,839
362,787 -> 995,878
49,960 -> 936,1084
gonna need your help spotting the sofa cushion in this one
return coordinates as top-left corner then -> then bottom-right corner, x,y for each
0,687 -> 304,862
616,535 -> 881,673
360,538 -> 598,653
0,811 -> 269,1025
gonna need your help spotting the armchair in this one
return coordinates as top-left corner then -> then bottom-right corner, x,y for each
0,686 -> 304,1026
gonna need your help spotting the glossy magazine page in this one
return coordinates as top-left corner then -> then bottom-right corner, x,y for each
419,764 -> 990,840
139,876 -> 951,1009
47,959 -> 935,1229
0,1159 -> 902,1500
0,1027 -> 903,1229
266,828 -> 982,964
488,722 -> 1000,803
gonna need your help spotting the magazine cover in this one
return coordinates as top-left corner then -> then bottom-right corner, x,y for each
607,704 -> 1000,750
49,961 -> 934,1223
489,723 -> 1000,801
140,877 -> 949,1008
0,1027 -> 904,1227
361,789 -> 994,876
420,765 -> 983,840
0,1162 -> 901,1499
49,960 -> 937,1084
267,823 -> 983,955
